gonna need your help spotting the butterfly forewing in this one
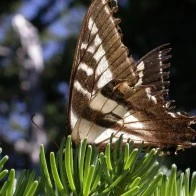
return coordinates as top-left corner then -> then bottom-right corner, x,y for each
69,0 -> 196,151
69,0 -> 136,131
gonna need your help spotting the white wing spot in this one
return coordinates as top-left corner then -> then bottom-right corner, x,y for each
104,4 -> 110,14
88,18 -> 98,35
87,45 -> 96,53
70,107 -> 78,129
87,33 -> 102,53
135,78 -> 143,86
78,62 -> 93,76
81,42 -> 88,50
74,81 -> 91,99
137,61 -> 144,72
135,61 -> 144,86
168,112 -> 176,117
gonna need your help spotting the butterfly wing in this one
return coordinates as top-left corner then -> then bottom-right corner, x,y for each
135,44 -> 171,93
69,0 -> 136,132
69,0 -> 196,149
87,81 -> 196,149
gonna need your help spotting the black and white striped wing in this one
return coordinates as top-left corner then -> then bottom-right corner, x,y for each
69,0 -> 136,133
69,0 -> 196,149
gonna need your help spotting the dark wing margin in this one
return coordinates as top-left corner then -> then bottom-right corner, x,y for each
68,0 -> 136,133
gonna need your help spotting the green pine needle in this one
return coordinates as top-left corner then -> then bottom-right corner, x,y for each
0,135 -> 195,195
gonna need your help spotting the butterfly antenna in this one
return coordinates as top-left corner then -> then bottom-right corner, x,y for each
31,114 -> 59,149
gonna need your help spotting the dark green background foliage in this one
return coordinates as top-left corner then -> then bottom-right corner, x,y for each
0,0 -> 195,170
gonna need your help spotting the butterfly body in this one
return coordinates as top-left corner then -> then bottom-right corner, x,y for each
68,0 -> 196,151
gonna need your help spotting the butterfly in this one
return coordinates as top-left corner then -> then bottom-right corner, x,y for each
67,0 -> 196,151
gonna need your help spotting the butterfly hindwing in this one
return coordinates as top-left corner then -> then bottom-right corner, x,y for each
72,78 -> 196,148
135,45 -> 171,93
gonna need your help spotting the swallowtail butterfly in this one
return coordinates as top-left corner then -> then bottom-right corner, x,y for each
68,0 -> 196,151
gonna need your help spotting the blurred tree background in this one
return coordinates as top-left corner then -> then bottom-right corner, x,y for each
0,0 -> 195,172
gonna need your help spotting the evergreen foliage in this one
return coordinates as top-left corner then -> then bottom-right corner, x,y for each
0,136 -> 196,195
